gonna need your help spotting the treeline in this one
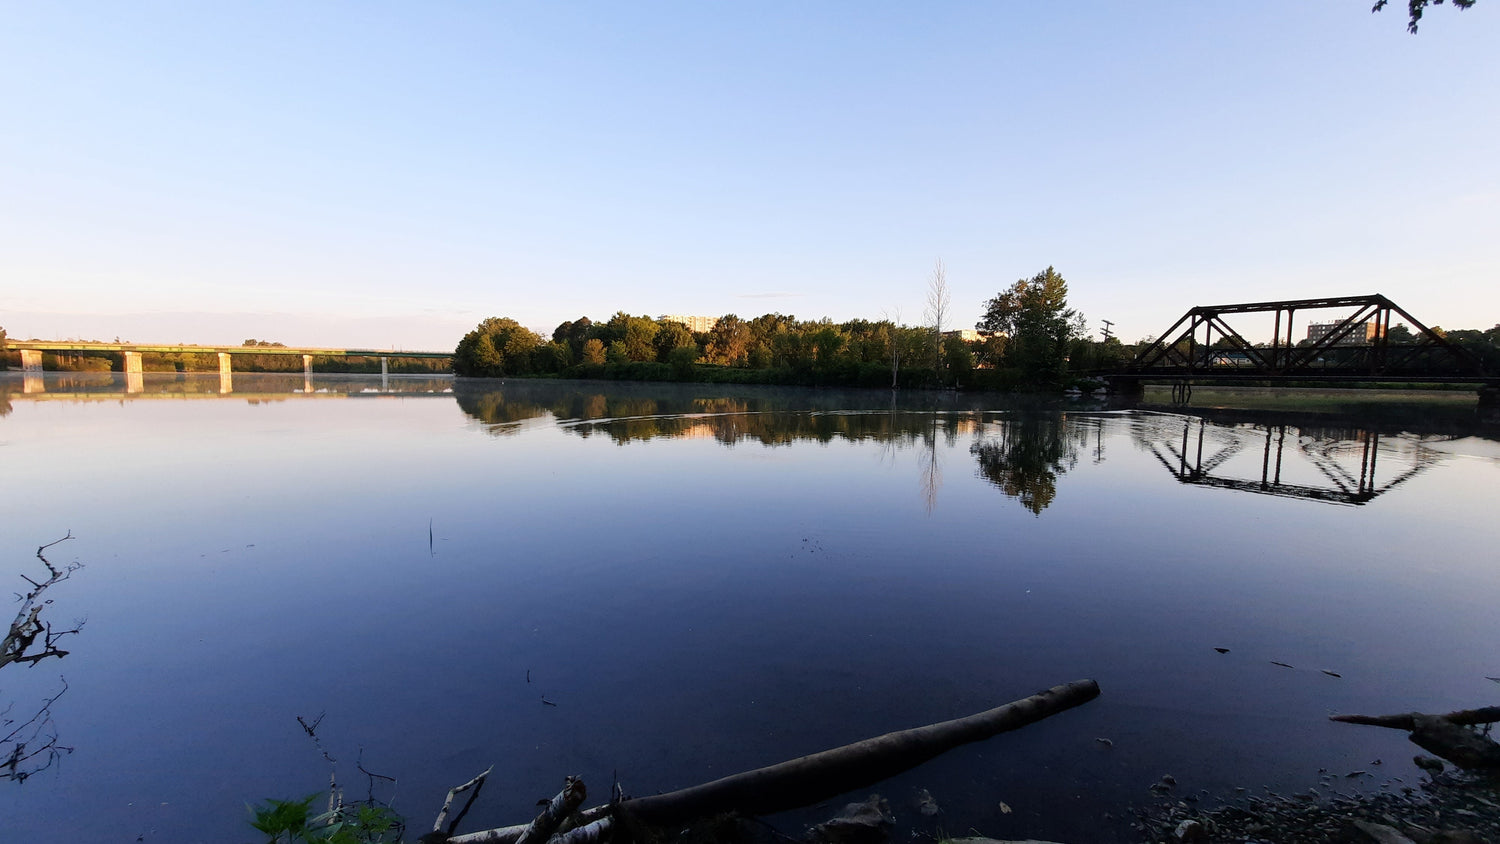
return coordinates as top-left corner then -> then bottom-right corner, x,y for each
454,267 -> 1129,389
454,312 -> 960,388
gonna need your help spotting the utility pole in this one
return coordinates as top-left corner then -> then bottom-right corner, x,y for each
1101,319 -> 1115,341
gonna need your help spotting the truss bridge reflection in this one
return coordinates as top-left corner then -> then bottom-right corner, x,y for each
1135,414 -> 1440,505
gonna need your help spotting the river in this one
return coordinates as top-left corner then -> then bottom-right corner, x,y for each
1,372 -> 1497,843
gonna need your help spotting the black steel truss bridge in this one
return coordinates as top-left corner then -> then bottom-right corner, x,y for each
1110,294 -> 1495,390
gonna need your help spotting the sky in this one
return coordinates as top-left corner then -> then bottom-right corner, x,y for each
2,2 -> 1497,351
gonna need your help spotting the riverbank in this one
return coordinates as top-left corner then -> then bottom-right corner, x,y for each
1134,766 -> 1499,843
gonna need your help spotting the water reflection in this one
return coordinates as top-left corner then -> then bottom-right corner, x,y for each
1133,414 -> 1439,505
971,414 -> 1084,515
0,371 -> 455,403
452,382 -> 1464,515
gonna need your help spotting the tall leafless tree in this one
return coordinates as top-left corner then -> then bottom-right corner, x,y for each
925,259 -> 950,377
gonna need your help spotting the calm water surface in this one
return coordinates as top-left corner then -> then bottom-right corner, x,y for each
1,373 -> 1497,843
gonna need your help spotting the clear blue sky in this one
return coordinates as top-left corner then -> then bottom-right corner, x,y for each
2,2 -> 1496,350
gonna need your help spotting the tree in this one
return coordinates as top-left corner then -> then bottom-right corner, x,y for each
1373,0 -> 1476,32
705,314 -> 751,366
580,338 -> 606,365
977,266 -> 1086,385
453,317 -> 544,377
654,320 -> 697,363
603,312 -> 659,362
552,317 -> 593,359
0,325 -> 8,349
925,259 -> 950,376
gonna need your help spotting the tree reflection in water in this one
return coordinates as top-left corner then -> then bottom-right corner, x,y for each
970,414 -> 1082,515
452,381 -> 1466,515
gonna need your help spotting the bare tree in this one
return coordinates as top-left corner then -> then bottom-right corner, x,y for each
884,307 -> 904,389
924,259 -> 950,378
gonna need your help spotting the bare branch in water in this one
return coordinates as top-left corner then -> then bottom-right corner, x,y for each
1,677 -> 73,783
2,535 -> 84,784
3,532 -> 84,671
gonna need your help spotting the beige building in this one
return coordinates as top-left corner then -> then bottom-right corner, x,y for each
1306,320 -> 1383,345
942,329 -> 985,342
659,315 -> 719,333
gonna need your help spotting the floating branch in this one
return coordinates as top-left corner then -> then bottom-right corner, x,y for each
1331,705 -> 1500,770
431,766 -> 494,839
2,533 -> 83,671
1330,706 -> 1500,730
445,679 -> 1100,843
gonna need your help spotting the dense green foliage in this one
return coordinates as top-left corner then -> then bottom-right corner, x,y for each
453,317 -> 545,377
976,267 -> 1088,386
457,310 -> 954,388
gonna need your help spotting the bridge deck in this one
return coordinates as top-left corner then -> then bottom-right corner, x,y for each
11,341 -> 451,358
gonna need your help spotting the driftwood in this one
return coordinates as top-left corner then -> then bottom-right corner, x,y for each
1331,705 -> 1500,771
448,679 -> 1100,844
422,765 -> 494,842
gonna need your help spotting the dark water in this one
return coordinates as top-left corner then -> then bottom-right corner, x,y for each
1,373 -> 1497,843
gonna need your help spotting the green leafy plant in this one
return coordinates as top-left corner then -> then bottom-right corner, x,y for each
249,795 -> 403,843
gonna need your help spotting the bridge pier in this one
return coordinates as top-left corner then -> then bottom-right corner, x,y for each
19,349 -> 44,372
218,353 -> 234,394
122,351 -> 144,392
1105,376 -> 1144,400
303,354 -> 313,378
1480,385 -> 1500,425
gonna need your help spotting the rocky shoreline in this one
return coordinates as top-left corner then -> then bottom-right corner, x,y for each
1133,765 -> 1499,843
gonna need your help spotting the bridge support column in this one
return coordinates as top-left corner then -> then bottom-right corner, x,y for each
123,351 -> 144,393
380,356 -> 389,390
20,349 -> 44,372
303,354 -> 313,377
1105,376 -> 1144,400
218,353 -> 233,394
1479,386 -> 1500,426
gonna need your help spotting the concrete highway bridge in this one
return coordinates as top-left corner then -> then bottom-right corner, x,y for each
11,341 -> 450,376
8,341 -> 452,394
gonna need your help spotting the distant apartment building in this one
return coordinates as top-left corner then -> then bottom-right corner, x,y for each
942,329 -> 985,343
659,315 -> 719,333
1305,320 -> 1383,345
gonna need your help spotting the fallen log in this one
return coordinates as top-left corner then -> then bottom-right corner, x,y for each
448,678 -> 1100,844
1329,706 -> 1500,730
1330,705 -> 1500,771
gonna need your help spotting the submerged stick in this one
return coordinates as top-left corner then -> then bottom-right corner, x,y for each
433,765 -> 494,836
448,679 -> 1100,844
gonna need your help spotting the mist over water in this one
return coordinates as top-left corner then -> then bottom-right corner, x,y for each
2,373 -> 1497,843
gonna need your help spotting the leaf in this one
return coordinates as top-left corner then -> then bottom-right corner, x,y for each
998,801 -> 1012,814
1321,670 -> 1342,678
1213,647 -> 1230,654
